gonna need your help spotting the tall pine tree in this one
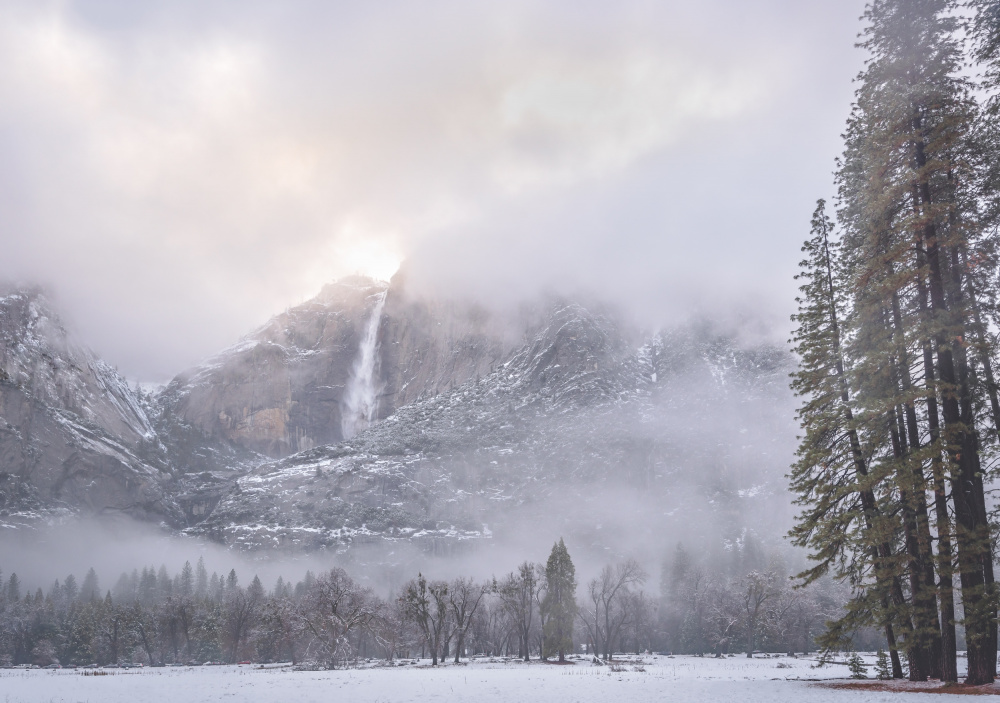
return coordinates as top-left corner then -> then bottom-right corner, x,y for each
541,538 -> 577,662
789,200 -> 905,679
791,0 -> 1000,684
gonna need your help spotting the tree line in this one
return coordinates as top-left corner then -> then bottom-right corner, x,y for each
0,538 -> 834,667
657,543 -> 852,658
790,0 -> 1000,685
0,539 -> 586,668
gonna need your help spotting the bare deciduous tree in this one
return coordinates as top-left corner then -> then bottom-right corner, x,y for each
578,559 -> 647,661
740,570 -> 778,658
448,578 -> 489,663
400,574 -> 449,665
497,563 -> 539,661
302,568 -> 374,668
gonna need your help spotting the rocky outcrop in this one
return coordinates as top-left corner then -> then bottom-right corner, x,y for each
157,274 -> 520,460
377,278 -> 515,416
191,304 -> 798,562
156,277 -> 390,458
0,289 -> 175,524
0,279 -> 799,562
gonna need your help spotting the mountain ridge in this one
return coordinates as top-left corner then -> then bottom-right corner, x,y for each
0,277 -> 798,564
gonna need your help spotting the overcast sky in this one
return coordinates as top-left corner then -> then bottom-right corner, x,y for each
0,0 -> 867,381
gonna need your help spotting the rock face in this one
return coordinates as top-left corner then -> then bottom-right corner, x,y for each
0,289 -> 174,524
377,278 -> 518,417
157,275 -> 519,460
0,277 -> 799,563
156,277 -> 390,458
192,302 -> 797,565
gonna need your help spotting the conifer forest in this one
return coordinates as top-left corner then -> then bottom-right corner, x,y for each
0,541 -> 844,670
789,0 -> 1000,686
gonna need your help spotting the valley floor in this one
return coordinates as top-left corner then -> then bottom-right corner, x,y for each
0,653 -> 986,703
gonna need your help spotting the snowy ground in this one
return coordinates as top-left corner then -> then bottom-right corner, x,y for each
0,653 -> 990,703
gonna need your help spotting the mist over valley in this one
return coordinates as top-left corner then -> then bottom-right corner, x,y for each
0,273 -> 798,592
8,0 -> 1000,696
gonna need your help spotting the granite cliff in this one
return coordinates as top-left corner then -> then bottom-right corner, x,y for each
0,277 -> 798,563
0,288 -> 175,525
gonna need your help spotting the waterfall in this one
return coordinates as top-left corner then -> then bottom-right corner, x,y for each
341,291 -> 387,439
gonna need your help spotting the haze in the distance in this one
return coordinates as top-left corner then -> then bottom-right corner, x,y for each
0,0 -> 865,381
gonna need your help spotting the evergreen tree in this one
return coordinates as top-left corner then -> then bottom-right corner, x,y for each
541,539 -> 577,662
195,557 -> 208,599
179,561 -> 194,599
970,0 -> 1000,228
875,649 -> 892,680
790,0 -> 1000,685
788,200 -> 905,679
838,0 -> 994,683
62,575 -> 78,603
248,576 -> 265,603
80,568 -> 99,603
139,567 -> 157,606
7,573 -> 20,603
848,651 -> 869,679
157,565 -> 172,601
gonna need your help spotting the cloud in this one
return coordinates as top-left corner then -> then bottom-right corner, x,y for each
0,0 -> 865,379
494,52 -> 774,191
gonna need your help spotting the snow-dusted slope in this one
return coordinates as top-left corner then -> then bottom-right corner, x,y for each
0,280 -> 797,558
191,302 -> 797,563
0,289 -> 176,525
155,277 -> 391,458
155,275 -> 518,460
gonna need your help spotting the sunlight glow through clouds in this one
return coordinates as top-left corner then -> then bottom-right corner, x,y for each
0,0 -> 864,379
304,221 -> 404,292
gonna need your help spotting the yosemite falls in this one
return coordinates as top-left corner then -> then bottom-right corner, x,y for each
341,291 -> 387,439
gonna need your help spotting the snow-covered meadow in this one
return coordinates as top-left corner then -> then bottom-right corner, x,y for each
0,654 -> 984,703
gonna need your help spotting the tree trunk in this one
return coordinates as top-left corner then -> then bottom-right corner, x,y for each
888,398 -> 930,681
952,248 -> 999,679
821,231 -> 911,677
888,293 -> 943,679
919,200 -> 992,683
913,234 -> 959,683
884,613 -> 904,679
